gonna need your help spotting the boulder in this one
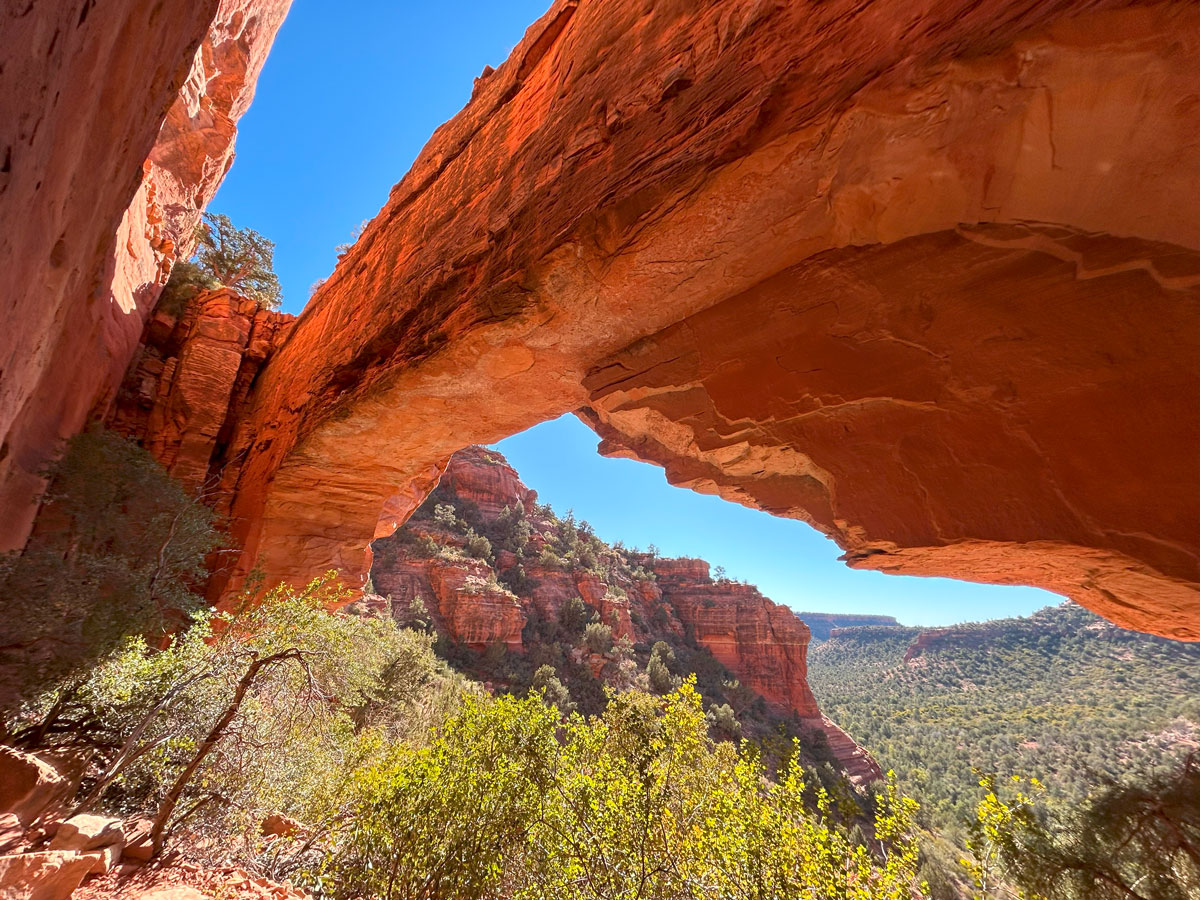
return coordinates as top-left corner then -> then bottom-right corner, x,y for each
261,815 -> 301,838
0,748 -> 69,827
48,814 -> 125,853
0,850 -> 93,900
80,843 -> 122,876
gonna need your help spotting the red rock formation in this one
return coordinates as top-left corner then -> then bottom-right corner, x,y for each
110,289 -> 294,493
807,718 -> 885,787
201,0 -> 1198,641
427,560 -> 525,652
369,446 -> 874,776
0,0 -> 290,551
441,446 -> 538,520
368,537 -> 525,653
653,559 -> 820,718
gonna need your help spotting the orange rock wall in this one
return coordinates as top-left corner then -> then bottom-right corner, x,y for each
373,449 -> 821,717
653,559 -> 820,718
206,0 -> 1198,640
109,289 -> 294,494
0,0 -> 290,550
583,224 -> 1200,639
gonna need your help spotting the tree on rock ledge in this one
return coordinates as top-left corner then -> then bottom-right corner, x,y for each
160,212 -> 283,313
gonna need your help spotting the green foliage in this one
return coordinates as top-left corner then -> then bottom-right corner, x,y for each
192,212 -> 282,309
158,259 -> 218,316
963,761 -> 1200,900
464,531 -> 492,562
583,621 -> 613,654
647,642 -> 679,695
0,429 -> 220,700
7,573 -> 465,863
329,680 -> 925,900
558,595 -> 589,636
530,664 -> 576,717
329,692 -> 557,900
706,701 -> 742,738
433,503 -> 458,528
807,603 -> 1200,831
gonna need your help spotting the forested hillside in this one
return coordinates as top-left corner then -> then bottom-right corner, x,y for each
808,603 -> 1200,832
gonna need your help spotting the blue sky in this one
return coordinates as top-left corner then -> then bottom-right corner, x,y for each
211,1 -> 1059,626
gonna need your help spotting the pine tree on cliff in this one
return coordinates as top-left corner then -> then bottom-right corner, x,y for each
160,212 -> 283,313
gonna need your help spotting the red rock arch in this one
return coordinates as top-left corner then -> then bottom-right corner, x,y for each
211,0 -> 1198,638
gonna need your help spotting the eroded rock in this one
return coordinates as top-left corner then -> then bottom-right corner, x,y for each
200,0 -> 1197,640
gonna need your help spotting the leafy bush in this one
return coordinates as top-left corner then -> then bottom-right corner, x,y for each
706,702 -> 741,738
6,573 -> 465,861
464,532 -> 492,562
582,621 -> 613,654
0,429 -> 220,703
328,681 -> 924,900
963,764 -> 1200,900
530,664 -> 575,717
157,259 -> 218,316
433,503 -> 458,528
647,642 -> 679,695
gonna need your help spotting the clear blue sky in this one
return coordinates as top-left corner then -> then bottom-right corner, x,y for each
211,1 -> 1059,627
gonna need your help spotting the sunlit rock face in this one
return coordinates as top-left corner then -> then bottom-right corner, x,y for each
370,448 -> 821,719
583,224 -> 1200,640
209,0 -> 1197,639
0,0 -> 290,551
368,446 -> 869,774
652,559 -> 821,719
109,289 -> 294,494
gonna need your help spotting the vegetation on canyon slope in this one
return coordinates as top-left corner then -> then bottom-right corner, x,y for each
371,472 -> 836,773
808,604 -> 1200,897
3,431 -> 1196,899
7,569 -> 927,899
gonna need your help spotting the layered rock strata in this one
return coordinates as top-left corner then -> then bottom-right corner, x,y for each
0,0 -> 290,550
109,289 -> 294,496
198,0 -> 1198,639
372,449 -> 821,717
368,446 -> 874,778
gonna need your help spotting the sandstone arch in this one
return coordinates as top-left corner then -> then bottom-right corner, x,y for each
211,0 -> 1198,639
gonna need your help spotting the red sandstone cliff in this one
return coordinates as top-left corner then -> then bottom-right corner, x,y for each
366,446 -> 877,781
109,289 -> 295,495
191,0 -> 1197,643
0,0 -> 291,551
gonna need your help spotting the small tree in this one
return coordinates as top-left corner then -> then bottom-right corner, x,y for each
433,503 -> 458,529
583,622 -> 613,655
706,702 -> 741,738
647,642 -> 680,695
0,429 -> 220,705
531,665 -> 576,717
192,212 -> 282,309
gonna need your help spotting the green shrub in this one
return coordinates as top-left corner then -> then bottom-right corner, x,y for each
7,573 -> 464,863
157,259 -> 218,316
530,664 -> 575,717
464,532 -> 492,562
582,621 -> 613,655
0,429 -> 220,702
328,681 -> 924,900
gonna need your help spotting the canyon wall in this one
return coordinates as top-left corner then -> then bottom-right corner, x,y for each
203,0 -> 1198,639
371,448 -> 821,717
0,0 -> 290,550
3,0 -> 1196,640
109,289 -> 294,497
367,445 -> 880,781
